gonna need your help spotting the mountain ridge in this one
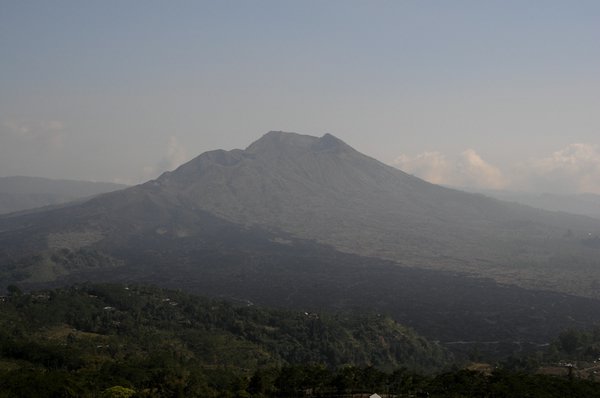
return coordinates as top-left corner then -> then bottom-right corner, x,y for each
141,131 -> 600,296
2,131 -> 600,298
4,131 -> 600,358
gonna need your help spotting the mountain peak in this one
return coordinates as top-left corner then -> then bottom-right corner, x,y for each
163,131 -> 356,184
311,133 -> 349,152
245,131 -> 316,153
246,131 -> 351,156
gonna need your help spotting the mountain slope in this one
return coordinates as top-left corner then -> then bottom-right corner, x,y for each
2,132 -> 600,297
154,131 -> 600,295
4,131 -> 600,358
0,176 -> 126,215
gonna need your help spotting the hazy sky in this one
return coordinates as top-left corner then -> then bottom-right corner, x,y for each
2,1 -> 600,193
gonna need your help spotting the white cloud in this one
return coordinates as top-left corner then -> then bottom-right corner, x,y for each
110,177 -> 133,185
1,120 -> 31,137
142,136 -> 189,180
457,149 -> 508,190
393,149 -> 508,190
393,151 -> 451,185
1,119 -> 66,149
164,136 -> 188,170
517,143 -> 600,194
394,143 -> 600,194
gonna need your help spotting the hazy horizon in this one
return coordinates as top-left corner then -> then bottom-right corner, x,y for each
2,1 -> 600,194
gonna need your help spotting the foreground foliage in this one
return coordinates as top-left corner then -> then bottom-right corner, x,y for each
1,283 -> 597,397
0,283 -> 448,396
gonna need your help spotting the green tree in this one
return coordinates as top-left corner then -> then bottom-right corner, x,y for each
558,329 -> 581,355
6,284 -> 22,296
101,386 -> 136,398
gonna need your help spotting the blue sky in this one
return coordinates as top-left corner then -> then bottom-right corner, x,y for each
2,1 -> 600,192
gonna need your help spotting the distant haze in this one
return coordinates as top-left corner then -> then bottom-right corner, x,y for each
0,176 -> 126,214
458,187 -> 600,220
2,2 -> 600,192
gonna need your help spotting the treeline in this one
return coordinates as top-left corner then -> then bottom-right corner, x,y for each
0,283 -> 450,369
1,283 -> 599,397
237,365 -> 600,398
2,364 -> 600,397
551,327 -> 600,361
495,326 -> 600,373
0,283 -> 448,396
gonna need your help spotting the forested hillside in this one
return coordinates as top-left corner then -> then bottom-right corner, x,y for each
0,283 -> 449,397
1,285 -> 599,397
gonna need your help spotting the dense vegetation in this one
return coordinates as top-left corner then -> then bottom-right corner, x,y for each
1,283 -> 599,397
0,283 -> 449,397
500,326 -> 600,377
552,327 -> 600,361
